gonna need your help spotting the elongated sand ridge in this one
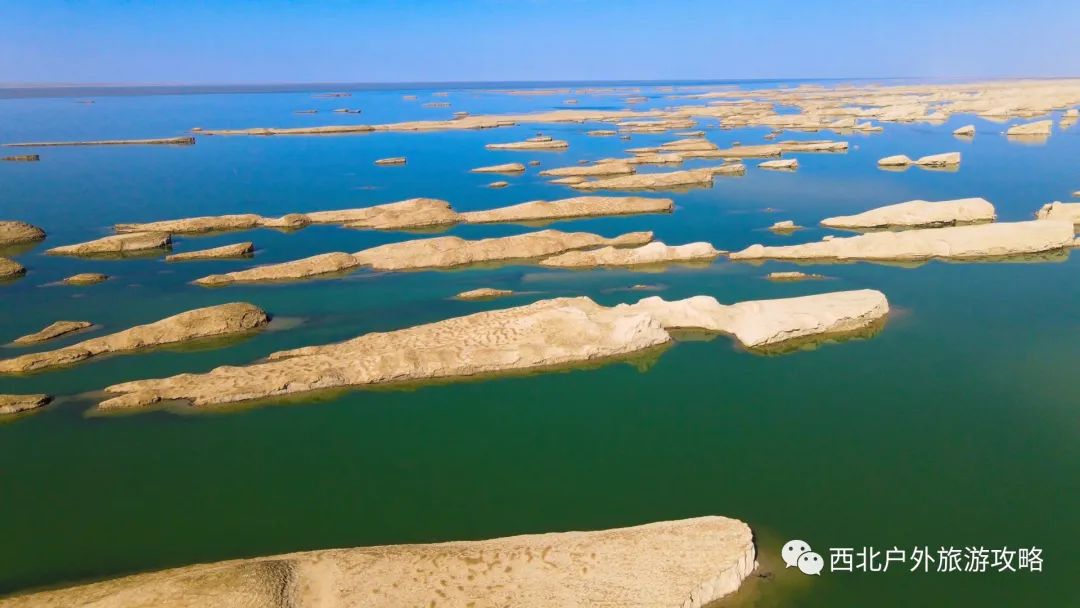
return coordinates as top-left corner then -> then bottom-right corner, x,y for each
0,303 -> 269,374
47,232 -> 172,256
821,197 -> 997,229
195,230 -> 653,285
12,321 -> 93,345
731,220 -> 1074,261
3,137 -> 195,147
540,241 -> 721,267
99,290 -> 887,409
114,196 -> 673,235
0,221 -> 46,248
572,165 -> 744,191
0,517 -> 754,608
165,242 -> 255,261
0,394 -> 51,416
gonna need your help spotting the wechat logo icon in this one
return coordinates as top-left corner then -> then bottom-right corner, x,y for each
782,539 -> 824,575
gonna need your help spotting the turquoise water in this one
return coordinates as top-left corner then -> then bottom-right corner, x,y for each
1,82 -> 1078,606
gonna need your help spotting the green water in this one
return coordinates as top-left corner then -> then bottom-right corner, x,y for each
1,82 -> 1078,606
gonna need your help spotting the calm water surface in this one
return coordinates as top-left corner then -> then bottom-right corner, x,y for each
1,81 -> 1078,606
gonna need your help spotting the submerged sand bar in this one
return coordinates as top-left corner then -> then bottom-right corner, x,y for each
0,303 -> 269,374
0,517 -> 754,608
100,290 -> 887,409
731,220 -> 1074,262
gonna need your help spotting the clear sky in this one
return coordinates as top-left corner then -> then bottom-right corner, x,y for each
1,0 -> 1077,84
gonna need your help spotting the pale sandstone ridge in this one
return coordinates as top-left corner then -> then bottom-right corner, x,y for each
539,162 -> 635,177
915,152 -> 961,167
0,394 -> 51,416
0,517 -> 755,608
0,257 -> 25,280
165,242 -> 255,262
954,124 -> 976,136
759,159 -> 798,170
769,220 -> 800,232
488,180 -> 509,188
1035,201 -> 1080,225
196,230 -> 653,285
572,165 -> 744,191
878,154 -> 913,167
767,271 -> 824,281
1006,120 -> 1053,136
0,303 -> 269,374
540,241 -> 721,267
470,162 -> 525,173
98,290 -> 888,409
487,137 -> 569,150
62,273 -> 108,285
374,157 -> 406,165
12,321 -> 93,345
460,196 -> 673,223
731,220 -> 1074,262
821,197 -> 996,230
4,136 -> 194,147
455,288 -> 514,300
47,232 -> 171,256
0,221 -> 46,248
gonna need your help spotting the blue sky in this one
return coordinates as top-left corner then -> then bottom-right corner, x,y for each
1,0 -> 1077,84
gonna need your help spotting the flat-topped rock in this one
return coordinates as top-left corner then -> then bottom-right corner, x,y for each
0,517 -> 755,608
61,272 -> 108,285
625,153 -> 684,165
314,198 -> 459,230
822,197 -> 996,230
488,180 -> 509,188
470,162 -> 525,173
196,252 -> 363,286
759,159 -> 798,170
539,162 -> 635,177
0,303 -> 269,374
0,221 -> 46,247
731,220 -> 1074,262
1006,119 -> 1053,136
0,257 -> 25,280
99,290 -> 887,409
777,140 -> 848,152
587,129 -> 617,136
954,124 -> 976,136
0,394 -> 51,416
878,154 -> 913,167
352,230 -> 654,271
115,214 -> 262,234
658,138 -> 719,152
915,152 -> 961,167
685,144 -> 782,158
47,232 -> 171,256
12,321 -> 93,345
766,271 -> 824,281
572,168 -> 717,190
374,157 -> 407,165
165,242 -> 254,262
540,241 -> 721,267
551,176 -> 587,185
455,288 -> 514,300
487,138 -> 569,150
769,220 -> 800,232
460,196 -> 673,224
1035,201 -> 1080,224
3,136 -> 195,147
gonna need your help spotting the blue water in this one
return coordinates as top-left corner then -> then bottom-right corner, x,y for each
1,81 -> 1078,606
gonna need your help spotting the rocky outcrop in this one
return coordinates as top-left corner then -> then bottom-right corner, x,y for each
470,162 -> 525,173
98,290 -> 888,409
12,321 -> 93,345
769,220 -> 800,232
196,252 -> 363,286
313,199 -> 459,230
0,303 -> 269,374
540,241 -> 721,267
486,137 -> 569,150
766,271 -> 824,281
115,214 -> 263,234
821,197 -> 996,230
0,517 -> 755,608
572,166 -> 742,191
915,152 -> 961,167
1035,201 -> 1080,224
374,157 -> 406,165
0,257 -> 25,280
488,180 -> 509,188
759,159 -> 798,170
165,242 -> 255,261
62,273 -> 108,285
625,153 -> 684,165
0,221 -> 46,248
0,394 -> 51,416
731,220 -> 1074,262
460,196 -> 673,223
953,124 -> 976,136
877,154 -> 913,167
1006,120 -> 1053,136
777,140 -> 848,152
4,137 -> 194,147
539,162 -> 635,177
1,154 -> 40,161
47,232 -> 171,257
455,288 -> 514,300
